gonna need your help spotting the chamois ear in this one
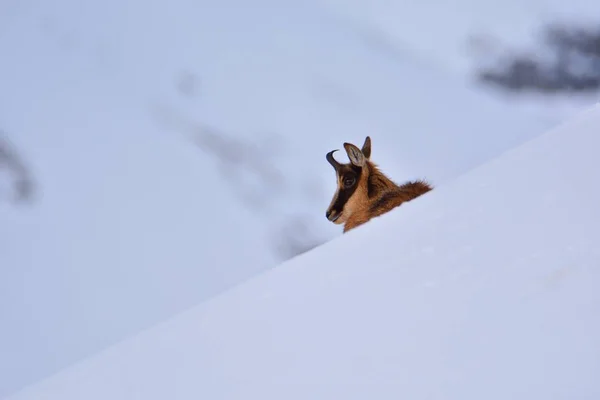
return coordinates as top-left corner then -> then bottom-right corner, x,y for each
361,136 -> 371,159
343,142 -> 365,167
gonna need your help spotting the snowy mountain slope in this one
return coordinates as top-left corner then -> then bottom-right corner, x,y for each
7,104 -> 600,400
320,0 -> 600,77
319,0 -> 600,123
0,0 -> 562,396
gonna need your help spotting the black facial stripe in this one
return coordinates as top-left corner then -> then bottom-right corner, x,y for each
331,165 -> 361,213
332,185 -> 357,213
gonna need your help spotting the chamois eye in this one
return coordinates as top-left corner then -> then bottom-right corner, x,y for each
343,177 -> 355,187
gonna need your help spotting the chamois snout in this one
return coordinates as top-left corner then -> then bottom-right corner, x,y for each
326,208 -> 341,222
325,209 -> 334,221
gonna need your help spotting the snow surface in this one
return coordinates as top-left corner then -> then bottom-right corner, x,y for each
319,0 -> 600,122
2,0 -> 575,396
321,0 -> 600,77
6,103 -> 600,400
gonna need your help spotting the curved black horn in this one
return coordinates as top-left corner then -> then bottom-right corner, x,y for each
326,149 -> 341,170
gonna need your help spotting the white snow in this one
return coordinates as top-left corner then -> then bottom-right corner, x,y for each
320,0 -> 600,77
6,103 -> 600,400
2,0 -> 600,397
319,0 -> 600,123
0,0 -> 571,396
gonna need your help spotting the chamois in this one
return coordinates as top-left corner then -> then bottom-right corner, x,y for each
325,136 -> 432,233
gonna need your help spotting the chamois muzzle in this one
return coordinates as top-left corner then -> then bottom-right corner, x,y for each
326,149 -> 341,170
325,209 -> 340,222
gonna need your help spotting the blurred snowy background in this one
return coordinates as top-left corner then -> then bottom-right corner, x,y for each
1,0 -> 599,397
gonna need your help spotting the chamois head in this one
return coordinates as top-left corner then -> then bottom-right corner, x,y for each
325,136 -> 433,232
325,136 -> 372,226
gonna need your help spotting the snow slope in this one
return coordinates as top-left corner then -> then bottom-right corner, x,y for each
7,104 -> 600,400
0,0 -> 561,396
321,0 -> 600,76
319,0 -> 600,121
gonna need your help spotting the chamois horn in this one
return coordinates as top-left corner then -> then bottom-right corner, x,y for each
326,149 -> 341,170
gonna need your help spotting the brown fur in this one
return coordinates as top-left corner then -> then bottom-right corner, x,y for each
325,137 -> 432,233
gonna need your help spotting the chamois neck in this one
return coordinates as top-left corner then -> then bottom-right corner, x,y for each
365,161 -> 398,198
